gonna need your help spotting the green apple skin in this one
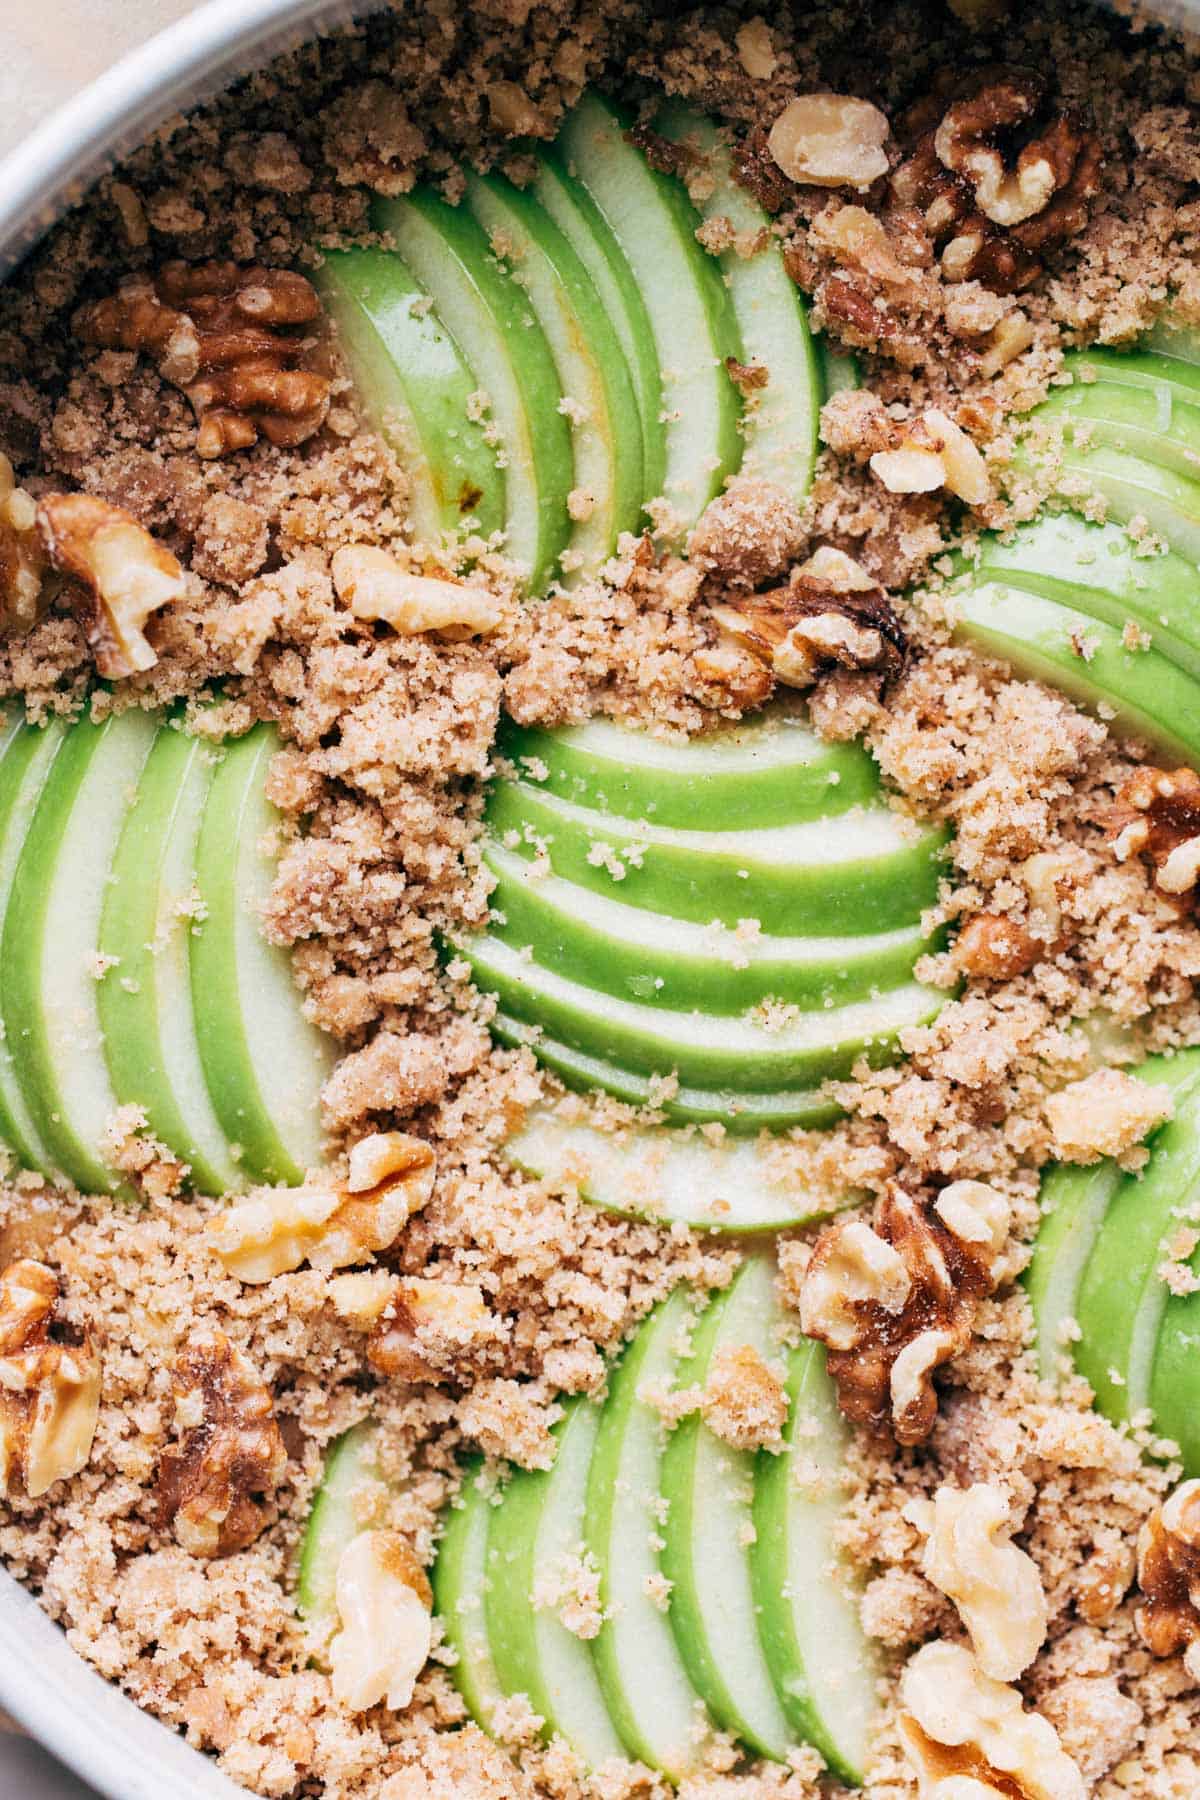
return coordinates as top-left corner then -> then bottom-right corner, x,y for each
2,708 -> 158,1195
1038,376 -> 1200,484
296,1423 -> 381,1662
486,780 -> 950,938
465,170 -> 644,577
431,1458 -> 507,1735
486,845 -> 928,1016
816,337 -> 860,399
374,189 -> 573,592
316,248 -> 505,543
659,1256 -> 794,1761
496,706 -> 879,832
751,1339 -> 878,1786
0,716 -> 68,1177
1073,1070 -> 1200,1426
1047,440 -> 1200,567
491,1011 -> 842,1133
98,722 -> 241,1197
485,1397 -> 624,1769
1152,1269 -> 1200,1474
503,1101 -> 861,1232
1024,1160 -> 1125,1388
585,1289 -> 712,1777
532,148 -> 667,505
1070,343 -> 1200,402
190,725 -> 334,1186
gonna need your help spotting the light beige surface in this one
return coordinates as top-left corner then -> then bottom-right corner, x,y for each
0,0 -> 204,161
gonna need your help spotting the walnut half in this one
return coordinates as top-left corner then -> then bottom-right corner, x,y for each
710,545 -> 906,693
157,1329 -> 286,1557
906,1482 -> 1048,1679
0,1259 -> 101,1500
1135,1478 -> 1200,1673
1109,765 -> 1200,910
37,492 -> 185,679
329,1529 -> 433,1712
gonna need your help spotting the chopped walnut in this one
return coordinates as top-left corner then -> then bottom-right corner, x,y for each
899,1639 -> 1086,1800
329,1530 -> 433,1712
1109,765 -> 1200,909
906,1483 -> 1048,1679
710,545 -> 905,693
1136,1479 -> 1200,1670
768,93 -> 891,189
367,1278 -> 497,1384
799,1181 -> 1010,1443
1045,1068 -> 1172,1168
37,493 -> 185,679
0,1260 -> 101,1500
870,409 -> 991,505
890,69 -> 1101,293
75,261 -> 330,459
0,456 -> 45,632
157,1329 -> 287,1557
699,1343 -> 788,1451
207,1133 -> 435,1284
330,546 -> 502,638
952,912 -> 1041,979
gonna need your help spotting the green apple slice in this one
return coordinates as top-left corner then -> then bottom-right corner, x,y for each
316,246 -> 505,543
1069,344 -> 1200,403
1046,440 -> 1200,566
504,1099 -> 858,1232
486,780 -> 949,935
496,704 -> 879,830
2,707 -> 158,1194
533,149 -> 666,503
585,1288 -> 712,1776
98,722 -> 242,1196
485,1397 -> 623,1768
1073,1071 -> 1200,1425
1152,1264 -> 1200,1472
656,103 -> 819,502
191,725 -> 334,1185
486,843 -> 928,1014
491,1012 -> 840,1132
461,930 -> 940,1091
0,715 -> 69,1177
465,171 -> 643,578
1024,1162 -> 1125,1387
816,338 -> 860,399
751,1337 -> 878,1784
660,1255 -> 794,1760
374,189 -> 573,591
296,1422 -> 383,1661
1037,378 -> 1200,485
953,580 -> 1200,765
558,92 -> 743,538
433,1459 -> 506,1734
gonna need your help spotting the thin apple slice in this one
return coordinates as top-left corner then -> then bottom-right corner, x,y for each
558,92 -> 743,539
656,103 -> 820,502
585,1288 -> 713,1776
1072,1071 -> 1200,1425
465,171 -> 643,578
316,247 -> 505,544
533,149 -> 666,504
1038,377 -> 1200,485
751,1337 -> 879,1783
1047,439 -> 1200,566
1152,1255 -> 1200,1473
98,722 -> 242,1196
492,1012 -> 841,1132
1024,1162 -> 1125,1387
1,707 -> 158,1194
374,189 -> 573,591
954,580 -> 1200,765
816,336 -> 860,398
486,844 -> 928,1014
433,1458 -> 506,1734
296,1422 -> 383,1662
461,931 -> 941,1091
496,703 -> 879,830
485,1397 -> 624,1769
504,1097 -> 857,1231
191,724 -> 335,1185
1070,343 -> 1200,402
660,1255 -> 796,1760
0,715 -> 69,1178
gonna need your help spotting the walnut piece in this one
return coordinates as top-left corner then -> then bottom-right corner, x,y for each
768,94 -> 890,190
899,1639 -> 1086,1800
76,261 -> 330,459
710,545 -> 905,693
36,492 -> 185,679
157,1328 -> 287,1557
330,546 -> 502,638
1109,765 -> 1200,908
952,912 -> 1041,979
906,1483 -> 1048,1679
799,1181 -> 1010,1443
207,1132 -> 435,1284
0,1259 -> 101,1500
329,1529 -> 433,1712
735,18 -> 777,80
366,1277 -> 498,1384
870,408 -> 991,505
1136,1478 -> 1200,1670
1045,1068 -> 1172,1168
699,1343 -> 788,1450
0,456 -> 45,632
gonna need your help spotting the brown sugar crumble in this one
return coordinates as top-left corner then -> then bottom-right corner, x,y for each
3,2 -> 1200,1796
